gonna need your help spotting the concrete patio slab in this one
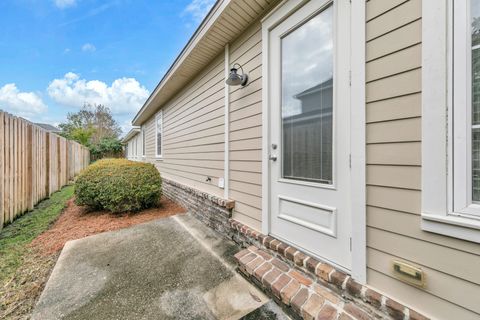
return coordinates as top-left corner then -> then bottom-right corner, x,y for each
32,214 -> 289,320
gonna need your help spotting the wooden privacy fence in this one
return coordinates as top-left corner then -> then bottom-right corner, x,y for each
0,111 -> 90,229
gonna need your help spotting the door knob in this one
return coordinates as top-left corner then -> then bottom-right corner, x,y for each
269,155 -> 277,161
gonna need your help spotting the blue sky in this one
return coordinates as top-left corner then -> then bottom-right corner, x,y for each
0,0 -> 215,133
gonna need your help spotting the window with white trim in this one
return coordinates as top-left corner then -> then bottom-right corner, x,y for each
142,127 -> 146,157
155,111 -> 163,158
422,0 -> 480,243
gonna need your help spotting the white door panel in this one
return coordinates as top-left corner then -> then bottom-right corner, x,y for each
268,0 -> 351,270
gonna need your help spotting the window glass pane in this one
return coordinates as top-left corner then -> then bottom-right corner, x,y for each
472,1 -> 480,202
156,115 -> 162,156
281,5 -> 333,184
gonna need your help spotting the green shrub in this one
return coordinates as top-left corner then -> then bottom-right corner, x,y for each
75,158 -> 162,213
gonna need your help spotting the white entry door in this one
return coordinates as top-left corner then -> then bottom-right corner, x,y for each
267,0 -> 351,270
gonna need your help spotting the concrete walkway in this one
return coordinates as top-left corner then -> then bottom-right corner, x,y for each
32,214 -> 290,320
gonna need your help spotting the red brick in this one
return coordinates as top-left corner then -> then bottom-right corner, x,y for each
285,247 -> 297,261
258,234 -> 267,244
306,257 -> 320,273
365,289 -> 382,309
257,249 -> 273,260
315,263 -> 334,282
263,236 -> 275,248
344,303 -> 371,320
337,312 -> 354,320
277,242 -> 289,255
280,279 -> 301,305
291,288 -> 309,314
294,251 -> 307,267
233,249 -> 250,262
239,252 -> 257,265
270,239 -> 281,250
330,271 -> 348,288
245,257 -> 264,274
271,274 -> 292,298
301,293 -> 324,320
289,269 -> 313,286
272,258 -> 290,272
313,283 -> 340,304
409,309 -> 430,320
385,298 -> 405,320
345,278 -> 362,297
247,245 -> 258,253
316,304 -> 337,320
262,267 -> 282,287
253,262 -> 273,281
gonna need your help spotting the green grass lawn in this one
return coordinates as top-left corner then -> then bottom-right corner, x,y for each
0,185 -> 74,286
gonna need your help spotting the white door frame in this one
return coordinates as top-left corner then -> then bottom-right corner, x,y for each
260,0 -> 366,283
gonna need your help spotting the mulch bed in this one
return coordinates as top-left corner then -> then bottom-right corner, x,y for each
31,196 -> 186,256
1,197 -> 186,320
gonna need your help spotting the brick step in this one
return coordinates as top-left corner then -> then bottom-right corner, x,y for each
235,246 -> 383,320
229,219 -> 429,320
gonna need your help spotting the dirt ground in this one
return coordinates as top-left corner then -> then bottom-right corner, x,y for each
1,197 -> 186,320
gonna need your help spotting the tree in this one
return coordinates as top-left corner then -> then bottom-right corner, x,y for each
90,137 -> 124,159
59,103 -> 122,145
59,104 -> 124,160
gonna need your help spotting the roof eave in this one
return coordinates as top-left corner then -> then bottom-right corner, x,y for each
132,0 -> 229,126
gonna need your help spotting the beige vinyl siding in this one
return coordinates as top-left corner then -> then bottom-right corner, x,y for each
144,54 -> 226,198
228,21 -> 263,231
141,19 -> 264,230
366,1 -> 480,319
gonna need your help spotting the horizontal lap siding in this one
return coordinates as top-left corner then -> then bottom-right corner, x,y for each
366,1 -> 480,319
228,22 -> 263,231
144,54 -> 226,198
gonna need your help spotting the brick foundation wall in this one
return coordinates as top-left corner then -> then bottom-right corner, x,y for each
229,220 -> 429,320
162,178 -> 235,235
161,178 -> 429,320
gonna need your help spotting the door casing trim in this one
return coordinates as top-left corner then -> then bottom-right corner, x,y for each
261,0 -> 366,283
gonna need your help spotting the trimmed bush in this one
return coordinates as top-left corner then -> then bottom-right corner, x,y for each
75,158 -> 162,213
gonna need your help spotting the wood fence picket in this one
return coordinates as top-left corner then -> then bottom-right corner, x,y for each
0,111 -> 90,229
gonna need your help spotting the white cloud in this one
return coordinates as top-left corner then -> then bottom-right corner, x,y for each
81,43 -> 96,52
47,72 -> 150,115
0,84 -> 48,118
54,0 -> 77,9
183,0 -> 215,22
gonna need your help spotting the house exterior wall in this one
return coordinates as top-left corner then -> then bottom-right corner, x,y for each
137,21 -> 264,230
143,52 -> 226,198
126,133 -> 141,161
228,22 -> 263,231
130,0 -> 480,318
365,0 -> 480,319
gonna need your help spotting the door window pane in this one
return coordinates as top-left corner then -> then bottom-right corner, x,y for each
281,5 -> 333,184
472,1 -> 480,201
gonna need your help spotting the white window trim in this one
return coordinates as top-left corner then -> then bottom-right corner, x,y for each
261,0 -> 366,283
422,0 -> 480,243
141,126 -> 146,158
155,110 -> 163,159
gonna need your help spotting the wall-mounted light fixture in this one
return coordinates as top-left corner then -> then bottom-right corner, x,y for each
225,63 -> 248,86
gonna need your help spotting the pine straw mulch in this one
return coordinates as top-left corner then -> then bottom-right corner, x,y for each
0,197 -> 186,320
